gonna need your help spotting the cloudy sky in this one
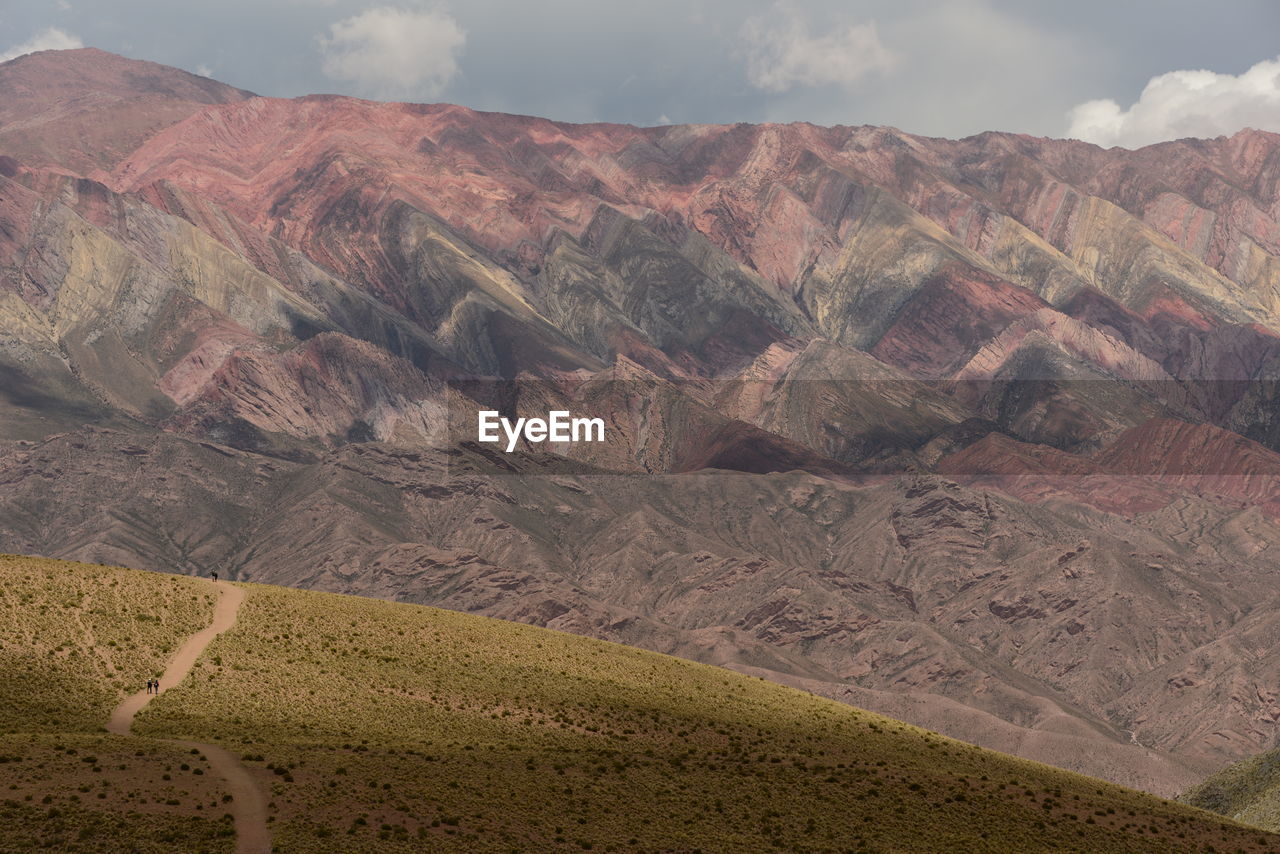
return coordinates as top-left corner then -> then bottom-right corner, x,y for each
2,0 -> 1279,147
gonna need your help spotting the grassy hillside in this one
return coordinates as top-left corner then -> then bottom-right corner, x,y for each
0,554 -> 232,852
1,554 -> 1277,852
1185,748 -> 1280,833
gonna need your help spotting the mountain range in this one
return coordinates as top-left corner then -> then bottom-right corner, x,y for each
4,47 -> 1280,797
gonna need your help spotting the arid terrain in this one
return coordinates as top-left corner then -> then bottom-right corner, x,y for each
5,47 -> 1280,798
3,554 -> 1276,852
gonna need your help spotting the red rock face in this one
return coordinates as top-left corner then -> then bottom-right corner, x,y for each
1098,418 -> 1280,515
10,49 -> 1280,795
870,266 -> 1048,378
937,432 -> 1179,515
0,48 -> 252,177
163,333 -> 446,447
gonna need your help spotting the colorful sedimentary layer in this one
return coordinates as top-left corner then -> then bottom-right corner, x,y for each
6,48 -> 1280,796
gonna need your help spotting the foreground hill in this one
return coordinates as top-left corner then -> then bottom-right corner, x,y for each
0,555 -> 1274,852
1185,748 -> 1280,834
8,47 -> 1280,796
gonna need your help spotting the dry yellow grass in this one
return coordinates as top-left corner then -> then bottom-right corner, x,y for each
0,553 -> 214,733
2,553 -> 1277,852
0,733 -> 234,852
141,575 -> 1279,853
1184,748 -> 1280,833
0,555 -> 231,852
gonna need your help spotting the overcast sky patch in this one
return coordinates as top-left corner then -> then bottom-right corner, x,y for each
319,6 -> 465,99
1,1 -> 1278,143
1,27 -> 83,62
741,4 -> 895,93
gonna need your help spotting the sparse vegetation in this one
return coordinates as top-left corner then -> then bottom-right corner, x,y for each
0,555 -> 230,851
1184,747 -> 1280,833
0,554 -> 214,733
140,572 -> 1279,852
2,554 -> 1277,852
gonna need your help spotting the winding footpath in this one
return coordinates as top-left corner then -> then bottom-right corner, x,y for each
106,582 -> 271,854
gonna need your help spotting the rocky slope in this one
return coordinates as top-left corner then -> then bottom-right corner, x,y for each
4,48 -> 1280,797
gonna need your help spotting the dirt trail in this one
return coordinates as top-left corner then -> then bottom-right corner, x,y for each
106,582 -> 271,854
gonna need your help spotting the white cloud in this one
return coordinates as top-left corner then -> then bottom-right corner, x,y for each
1067,55 -> 1280,149
0,27 -> 83,62
195,63 -> 214,78
741,3 -> 895,93
319,6 -> 465,100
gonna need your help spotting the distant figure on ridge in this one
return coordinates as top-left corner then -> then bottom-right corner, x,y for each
212,570 -> 218,582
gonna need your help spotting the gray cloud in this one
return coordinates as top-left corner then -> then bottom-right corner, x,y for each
741,4 -> 895,94
319,5 -> 465,99
2,1 -> 1278,141
1,27 -> 83,62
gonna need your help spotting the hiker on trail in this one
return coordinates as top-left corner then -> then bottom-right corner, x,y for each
145,679 -> 153,695
153,678 -> 160,693
212,571 -> 218,582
